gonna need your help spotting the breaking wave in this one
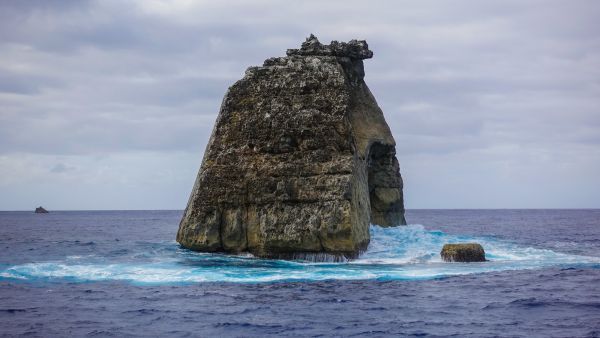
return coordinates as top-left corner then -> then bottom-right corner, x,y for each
2,225 -> 598,284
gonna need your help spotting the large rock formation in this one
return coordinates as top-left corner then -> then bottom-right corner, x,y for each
177,35 -> 406,260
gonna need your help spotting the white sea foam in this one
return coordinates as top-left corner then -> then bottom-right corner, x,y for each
1,225 -> 598,284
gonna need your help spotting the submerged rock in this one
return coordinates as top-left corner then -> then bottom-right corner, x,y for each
177,35 -> 406,260
35,206 -> 49,214
441,243 -> 486,262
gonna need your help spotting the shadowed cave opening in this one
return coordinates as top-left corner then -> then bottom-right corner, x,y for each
367,142 -> 404,227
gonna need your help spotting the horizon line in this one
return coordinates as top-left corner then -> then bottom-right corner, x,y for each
2,208 -> 600,212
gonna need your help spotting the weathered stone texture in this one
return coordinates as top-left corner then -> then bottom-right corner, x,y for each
177,35 -> 406,260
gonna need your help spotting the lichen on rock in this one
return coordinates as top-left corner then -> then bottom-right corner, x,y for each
177,35 -> 406,261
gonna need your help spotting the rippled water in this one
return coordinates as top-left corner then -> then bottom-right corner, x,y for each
1,209 -> 599,337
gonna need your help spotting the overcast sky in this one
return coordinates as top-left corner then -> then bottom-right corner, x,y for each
1,0 -> 599,210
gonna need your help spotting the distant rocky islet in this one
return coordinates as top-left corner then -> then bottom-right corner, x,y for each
35,206 -> 49,214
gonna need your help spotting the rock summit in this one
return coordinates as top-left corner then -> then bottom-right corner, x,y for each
177,35 -> 406,260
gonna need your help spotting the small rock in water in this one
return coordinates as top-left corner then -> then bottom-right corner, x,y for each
441,243 -> 486,262
34,206 -> 49,214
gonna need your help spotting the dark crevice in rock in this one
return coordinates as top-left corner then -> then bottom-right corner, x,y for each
217,213 -> 224,252
367,142 -> 405,226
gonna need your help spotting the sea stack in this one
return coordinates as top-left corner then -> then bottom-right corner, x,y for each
35,206 -> 49,214
177,35 -> 406,260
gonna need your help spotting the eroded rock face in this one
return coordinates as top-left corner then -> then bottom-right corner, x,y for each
177,35 -> 406,260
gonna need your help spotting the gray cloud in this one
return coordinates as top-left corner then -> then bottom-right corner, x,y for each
0,0 -> 599,209
50,163 -> 75,173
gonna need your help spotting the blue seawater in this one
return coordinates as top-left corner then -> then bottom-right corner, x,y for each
1,209 -> 599,337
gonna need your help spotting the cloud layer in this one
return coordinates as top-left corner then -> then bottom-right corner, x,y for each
1,0 -> 599,209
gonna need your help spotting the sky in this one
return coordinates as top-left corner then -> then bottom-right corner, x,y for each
1,0 -> 599,210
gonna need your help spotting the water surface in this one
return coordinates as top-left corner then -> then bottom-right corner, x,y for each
1,209 -> 599,337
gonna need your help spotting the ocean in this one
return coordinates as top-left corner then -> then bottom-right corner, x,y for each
1,209 -> 599,337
